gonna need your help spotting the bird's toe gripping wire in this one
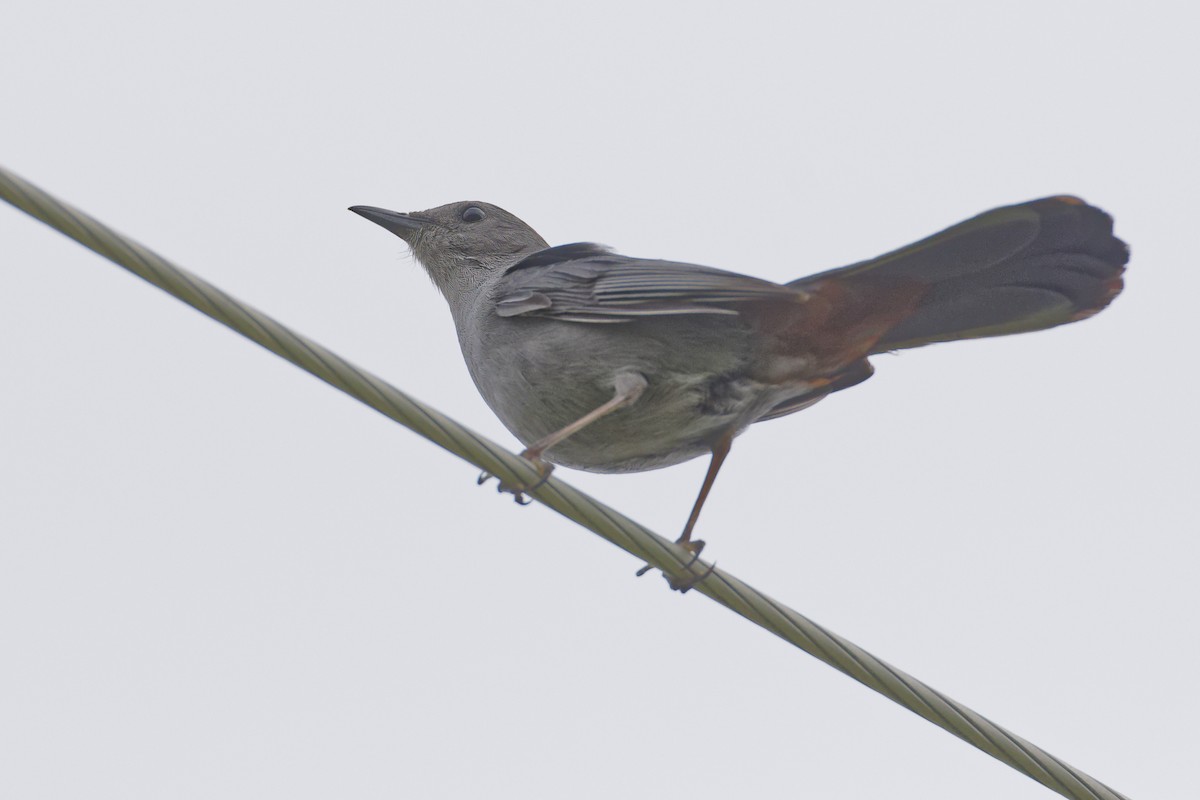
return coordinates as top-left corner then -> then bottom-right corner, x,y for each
477,452 -> 555,505
666,559 -> 717,593
636,537 -> 714,592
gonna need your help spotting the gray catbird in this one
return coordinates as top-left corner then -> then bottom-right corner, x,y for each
351,196 -> 1127,562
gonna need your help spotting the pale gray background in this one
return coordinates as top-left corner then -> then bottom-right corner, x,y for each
2,2 -> 1196,798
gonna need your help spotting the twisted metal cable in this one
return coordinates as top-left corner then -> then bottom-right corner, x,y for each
0,164 -> 1130,800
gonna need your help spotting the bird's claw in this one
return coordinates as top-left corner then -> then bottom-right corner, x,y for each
635,539 -> 712,592
476,455 -> 554,505
667,560 -> 717,593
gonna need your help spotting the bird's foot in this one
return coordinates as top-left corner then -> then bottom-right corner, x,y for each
666,559 -> 717,593
636,538 -> 712,592
477,451 -> 554,505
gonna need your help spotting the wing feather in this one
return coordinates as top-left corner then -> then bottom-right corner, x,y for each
496,243 -> 805,323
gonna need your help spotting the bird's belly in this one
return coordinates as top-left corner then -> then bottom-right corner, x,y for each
464,316 -> 798,473
499,374 -> 758,472
530,375 -> 757,473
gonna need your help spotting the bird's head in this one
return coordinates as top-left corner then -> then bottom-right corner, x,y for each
350,201 -> 549,296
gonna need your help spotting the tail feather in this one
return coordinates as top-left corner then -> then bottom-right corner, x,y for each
789,197 -> 1128,353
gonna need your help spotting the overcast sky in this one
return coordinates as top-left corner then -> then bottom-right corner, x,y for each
3,3 -> 1196,799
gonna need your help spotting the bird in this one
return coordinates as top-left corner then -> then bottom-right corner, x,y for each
351,196 -> 1127,568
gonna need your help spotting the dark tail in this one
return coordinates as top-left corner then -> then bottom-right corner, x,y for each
789,196 -> 1128,353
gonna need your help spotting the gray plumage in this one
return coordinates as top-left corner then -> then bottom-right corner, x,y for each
350,196 -> 1126,538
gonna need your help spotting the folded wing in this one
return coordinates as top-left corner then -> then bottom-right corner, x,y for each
496,243 -> 806,323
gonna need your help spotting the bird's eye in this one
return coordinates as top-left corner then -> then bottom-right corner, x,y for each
462,206 -> 486,223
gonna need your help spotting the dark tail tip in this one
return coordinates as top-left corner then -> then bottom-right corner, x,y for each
869,196 -> 1129,351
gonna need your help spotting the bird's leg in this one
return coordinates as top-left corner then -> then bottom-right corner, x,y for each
482,371 -> 648,503
636,430 -> 733,590
676,431 -> 733,558
520,372 -> 648,463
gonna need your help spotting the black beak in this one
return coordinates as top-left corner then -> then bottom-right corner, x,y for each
349,205 -> 427,240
